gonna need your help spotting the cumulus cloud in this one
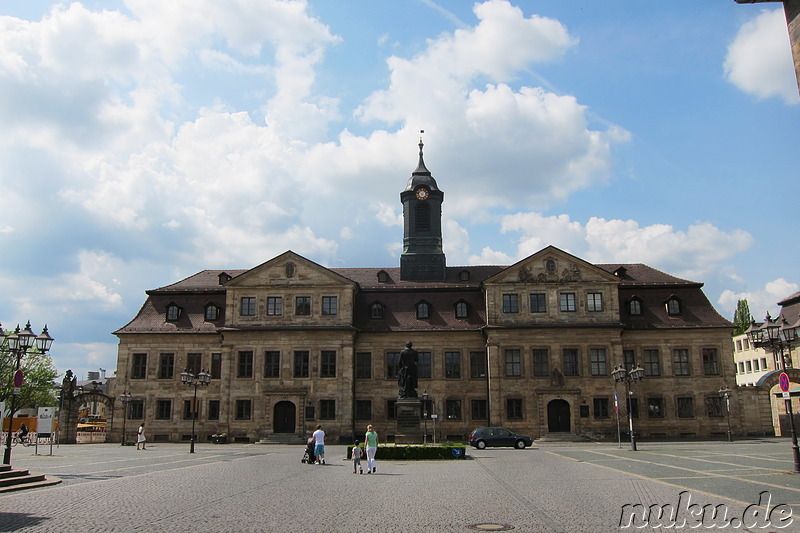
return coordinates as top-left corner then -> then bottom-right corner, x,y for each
724,8 -> 799,105
718,278 -> 799,321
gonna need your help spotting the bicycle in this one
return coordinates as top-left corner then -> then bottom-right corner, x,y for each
11,432 -> 33,447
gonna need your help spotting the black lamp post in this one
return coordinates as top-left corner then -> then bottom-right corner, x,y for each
119,392 -> 132,446
746,314 -> 800,473
1,321 -> 54,465
718,386 -> 733,442
422,390 -> 428,445
612,363 -> 645,451
181,368 -> 210,453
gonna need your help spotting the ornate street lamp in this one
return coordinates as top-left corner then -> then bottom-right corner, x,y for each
612,363 -> 645,451
2,322 -> 54,465
119,392 -> 132,446
718,386 -> 733,442
746,314 -> 800,473
181,369 -> 211,453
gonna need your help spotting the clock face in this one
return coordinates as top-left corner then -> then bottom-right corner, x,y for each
415,187 -> 430,200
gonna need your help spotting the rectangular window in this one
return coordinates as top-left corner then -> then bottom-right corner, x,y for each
647,398 -> 665,418
677,397 -> 694,418
131,353 -> 147,379
706,396 -> 724,417
267,296 -> 282,316
320,350 -> 336,378
386,400 -> 397,420
593,398 -> 610,419
673,349 -> 690,376
445,399 -> 462,420
183,399 -> 198,420
471,399 -> 488,420
240,297 -> 256,316
187,353 -> 202,376
305,405 -> 315,420
355,400 -> 372,420
155,399 -> 172,420
504,349 -> 522,377
235,399 -> 252,420
643,349 -> 661,376
129,400 -> 144,419
445,351 -> 461,378
506,398 -> 523,420
418,351 -> 432,379
470,351 -> 486,378
159,353 -> 174,379
386,352 -> 400,379
529,293 -> 547,313
754,359 -> 760,371
563,348 -> 580,376
264,351 -> 280,378
237,351 -> 254,378
738,362 -> 745,374
746,360 -> 752,372
532,349 -> 549,377
587,292 -> 603,312
761,357 -> 768,370
502,294 -> 519,313
211,353 -> 222,379
355,352 -> 372,379
322,296 -> 338,315
623,350 -> 635,372
319,399 -> 335,420
294,351 -> 309,378
208,400 -> 220,421
590,348 -> 607,376
295,296 -> 311,316
702,348 -> 719,375
560,293 -> 577,312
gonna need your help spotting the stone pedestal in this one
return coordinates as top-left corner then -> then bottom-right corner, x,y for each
395,398 -> 423,444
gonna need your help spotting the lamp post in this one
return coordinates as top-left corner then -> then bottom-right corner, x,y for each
422,390 -> 428,445
612,363 -> 645,451
718,386 -> 733,442
180,368 -> 210,453
1,321 -> 54,465
746,314 -> 800,472
119,392 -> 132,446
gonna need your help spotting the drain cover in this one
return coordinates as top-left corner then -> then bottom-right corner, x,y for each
467,524 -> 514,531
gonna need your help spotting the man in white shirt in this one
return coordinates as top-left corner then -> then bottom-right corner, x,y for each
312,425 -> 325,465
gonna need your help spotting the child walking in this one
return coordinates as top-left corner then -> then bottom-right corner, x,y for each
352,440 -> 364,474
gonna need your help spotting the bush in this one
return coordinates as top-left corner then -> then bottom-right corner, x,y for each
347,442 -> 467,460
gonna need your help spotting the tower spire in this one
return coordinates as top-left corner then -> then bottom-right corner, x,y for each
415,129 -> 429,174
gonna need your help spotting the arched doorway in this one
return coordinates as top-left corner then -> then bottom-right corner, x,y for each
547,399 -> 571,432
273,401 -> 296,433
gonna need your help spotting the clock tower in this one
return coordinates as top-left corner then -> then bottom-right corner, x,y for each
400,139 -> 446,281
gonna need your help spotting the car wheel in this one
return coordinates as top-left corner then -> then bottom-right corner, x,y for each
476,440 -> 487,449
515,439 -> 526,449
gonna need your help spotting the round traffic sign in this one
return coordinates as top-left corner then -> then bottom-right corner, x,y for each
779,372 -> 790,392
13,369 -> 24,388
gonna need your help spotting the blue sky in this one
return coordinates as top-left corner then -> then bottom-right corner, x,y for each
1,0 -> 798,381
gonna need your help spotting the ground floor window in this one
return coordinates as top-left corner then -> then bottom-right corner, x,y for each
355,400 -> 371,420
320,399 -> 336,420
593,398 -> 609,419
647,397 -> 664,418
506,398 -> 523,419
155,399 -> 171,420
471,399 -> 487,420
236,399 -> 252,420
676,397 -> 694,418
446,399 -> 462,420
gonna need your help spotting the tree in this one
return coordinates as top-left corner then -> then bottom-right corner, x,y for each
732,299 -> 753,336
1,341 -> 59,416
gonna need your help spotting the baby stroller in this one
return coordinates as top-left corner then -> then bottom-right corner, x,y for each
301,440 -> 316,464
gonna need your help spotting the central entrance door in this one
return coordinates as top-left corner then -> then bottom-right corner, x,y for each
273,401 -> 296,433
547,399 -> 571,432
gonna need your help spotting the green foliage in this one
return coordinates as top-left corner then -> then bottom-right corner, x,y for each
732,299 -> 752,336
1,343 -> 59,414
347,443 -> 467,460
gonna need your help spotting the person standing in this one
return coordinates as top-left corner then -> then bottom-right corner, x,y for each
364,424 -> 378,473
352,440 -> 364,474
312,425 -> 325,465
137,422 -> 146,450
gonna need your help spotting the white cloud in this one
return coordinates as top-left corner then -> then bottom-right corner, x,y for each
724,8 -> 799,105
718,278 -> 799,321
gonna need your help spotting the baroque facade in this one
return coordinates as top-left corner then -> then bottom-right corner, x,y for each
112,145 -> 758,444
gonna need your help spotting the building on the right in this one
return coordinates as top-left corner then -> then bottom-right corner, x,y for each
733,331 -> 773,386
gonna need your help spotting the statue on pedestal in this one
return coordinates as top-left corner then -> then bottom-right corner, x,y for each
397,341 -> 419,399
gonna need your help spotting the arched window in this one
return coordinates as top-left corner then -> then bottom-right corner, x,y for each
455,301 -> 468,319
166,303 -> 181,322
629,298 -> 642,316
666,297 -> 681,316
416,301 -> 430,319
205,303 -> 220,321
370,302 -> 384,319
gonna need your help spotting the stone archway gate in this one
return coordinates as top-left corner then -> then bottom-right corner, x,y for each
60,388 -> 115,444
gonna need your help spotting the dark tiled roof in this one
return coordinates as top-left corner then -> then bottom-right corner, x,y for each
619,286 -> 731,329
595,264 -> 701,287
115,293 -> 225,334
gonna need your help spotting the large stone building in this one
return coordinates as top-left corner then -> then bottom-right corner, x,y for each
112,144 -> 761,444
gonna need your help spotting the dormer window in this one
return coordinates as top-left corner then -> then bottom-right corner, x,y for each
416,301 -> 430,319
459,270 -> 470,282
455,301 -> 468,319
377,270 -> 390,283
218,272 -> 232,285
370,302 -> 384,319
166,303 -> 182,322
629,298 -> 642,316
545,258 -> 556,274
666,296 -> 682,316
204,303 -> 220,321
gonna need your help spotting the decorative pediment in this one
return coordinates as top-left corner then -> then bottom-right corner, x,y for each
225,251 -> 356,289
485,246 -> 620,285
